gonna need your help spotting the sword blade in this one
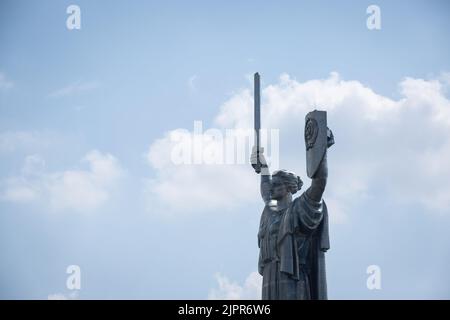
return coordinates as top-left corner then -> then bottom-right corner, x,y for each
254,72 -> 260,142
253,72 -> 261,173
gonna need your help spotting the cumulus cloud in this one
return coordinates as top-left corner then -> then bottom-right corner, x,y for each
145,72 -> 450,219
208,271 -> 262,300
1,150 -> 124,212
144,124 -> 261,214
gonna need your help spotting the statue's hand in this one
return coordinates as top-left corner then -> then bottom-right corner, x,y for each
250,146 -> 268,173
327,128 -> 335,148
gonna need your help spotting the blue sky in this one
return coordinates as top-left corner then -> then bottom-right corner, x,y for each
1,0 -> 450,299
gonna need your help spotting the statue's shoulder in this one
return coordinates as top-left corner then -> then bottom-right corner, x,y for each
290,192 -> 308,211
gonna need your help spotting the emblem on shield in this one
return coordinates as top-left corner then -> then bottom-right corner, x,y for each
305,118 -> 319,150
305,110 -> 328,178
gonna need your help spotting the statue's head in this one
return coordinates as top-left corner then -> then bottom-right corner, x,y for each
270,170 -> 303,200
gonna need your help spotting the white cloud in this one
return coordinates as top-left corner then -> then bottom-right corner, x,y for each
145,72 -> 450,218
0,72 -> 14,90
48,81 -> 100,98
208,271 -> 262,300
1,150 -> 124,212
144,126 -> 260,214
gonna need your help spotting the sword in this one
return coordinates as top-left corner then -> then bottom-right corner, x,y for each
253,72 -> 262,174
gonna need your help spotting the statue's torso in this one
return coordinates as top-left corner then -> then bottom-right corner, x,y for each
259,207 -> 286,264
259,199 -> 316,266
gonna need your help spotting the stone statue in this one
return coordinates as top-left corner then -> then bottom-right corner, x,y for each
250,74 -> 335,300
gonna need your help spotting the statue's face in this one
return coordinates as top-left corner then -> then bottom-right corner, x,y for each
271,177 -> 288,200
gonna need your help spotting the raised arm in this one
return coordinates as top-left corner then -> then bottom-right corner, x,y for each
251,147 -> 271,204
306,152 -> 328,202
306,128 -> 334,202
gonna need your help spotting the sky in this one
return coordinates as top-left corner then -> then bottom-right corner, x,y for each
1,0 -> 450,299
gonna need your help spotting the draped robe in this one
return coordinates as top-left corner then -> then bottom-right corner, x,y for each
258,191 -> 329,300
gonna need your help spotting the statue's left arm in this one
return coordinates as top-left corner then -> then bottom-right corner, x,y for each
306,129 -> 334,202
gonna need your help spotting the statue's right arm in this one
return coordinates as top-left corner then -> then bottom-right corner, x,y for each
251,146 -> 271,204
260,166 -> 271,204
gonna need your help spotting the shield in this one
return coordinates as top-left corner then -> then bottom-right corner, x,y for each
305,110 -> 327,178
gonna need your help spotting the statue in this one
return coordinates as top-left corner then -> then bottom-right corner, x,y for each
250,73 -> 335,300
